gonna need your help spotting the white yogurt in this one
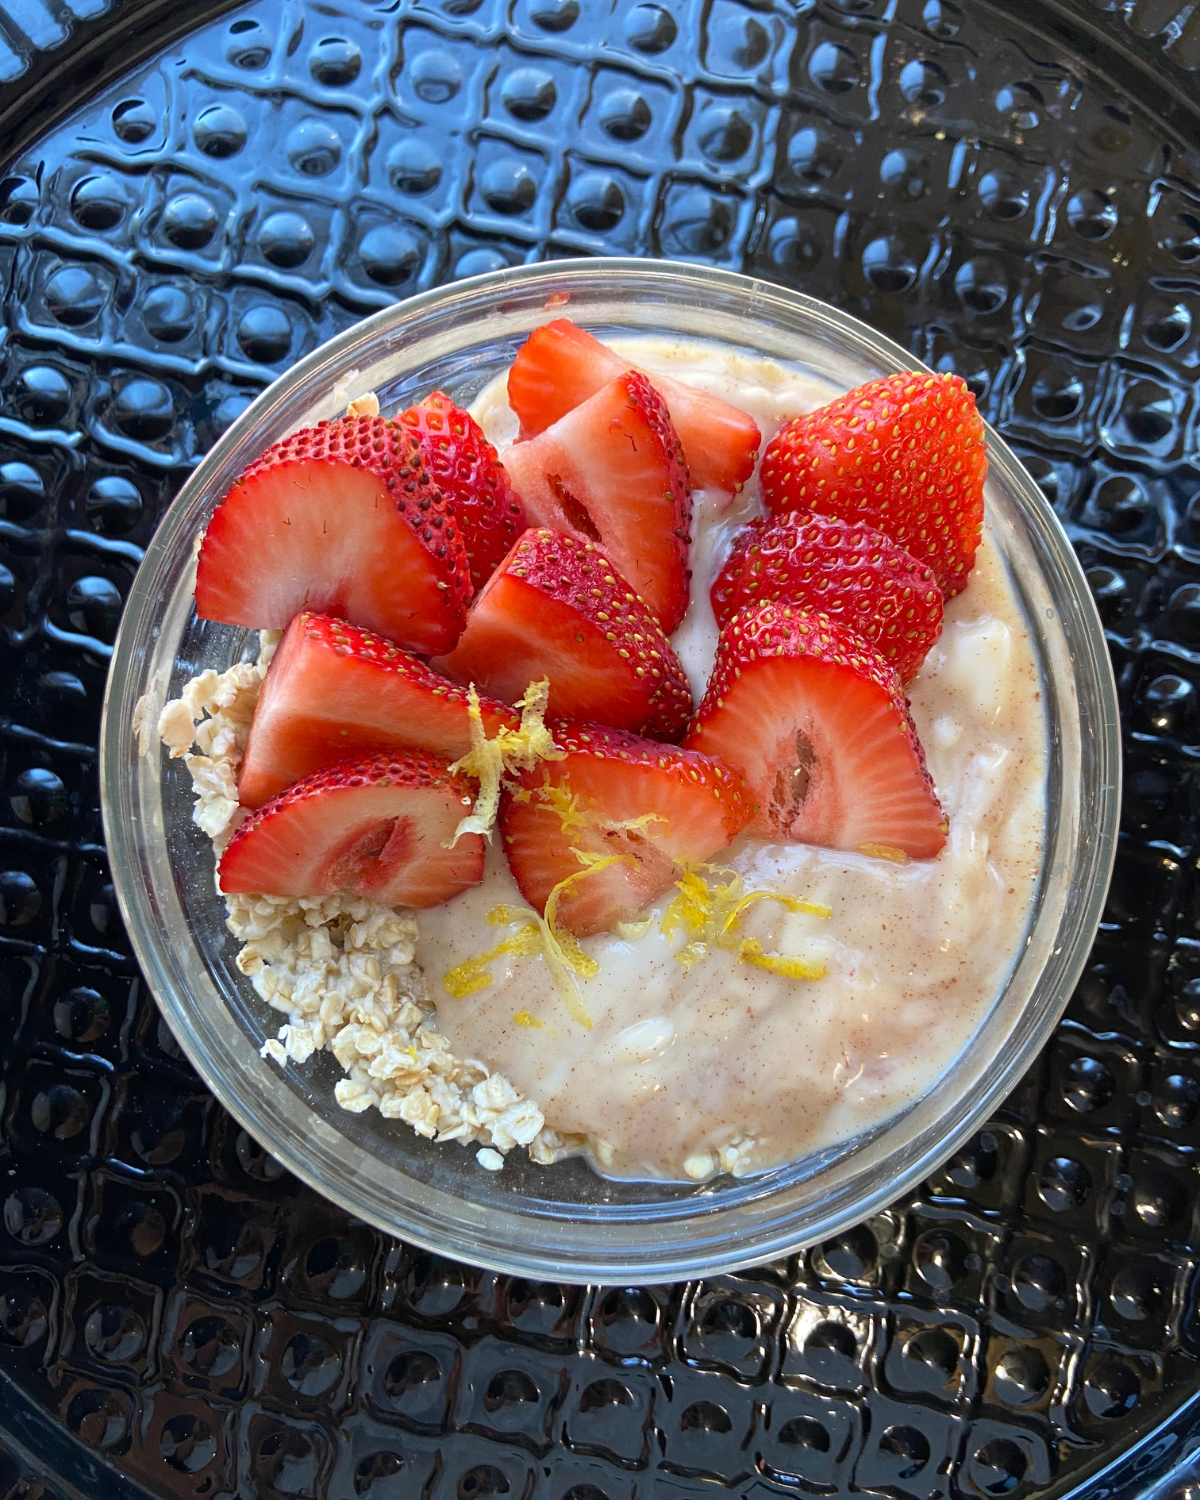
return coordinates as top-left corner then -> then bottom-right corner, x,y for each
415,338 -> 1048,1181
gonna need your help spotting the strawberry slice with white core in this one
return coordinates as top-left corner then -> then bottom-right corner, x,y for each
507,318 -> 761,492
432,529 -> 694,740
398,390 -> 526,592
501,371 -> 692,633
500,724 -> 753,937
195,416 -> 472,654
683,605 -> 947,860
219,749 -> 484,907
238,611 -> 520,809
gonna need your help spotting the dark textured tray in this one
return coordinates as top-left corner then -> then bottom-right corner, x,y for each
3,0 -> 1200,1496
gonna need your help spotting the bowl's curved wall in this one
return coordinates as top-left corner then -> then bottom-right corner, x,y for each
101,259 -> 1119,1282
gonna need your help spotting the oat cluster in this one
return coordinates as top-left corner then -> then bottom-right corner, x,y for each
157,646 -> 572,1172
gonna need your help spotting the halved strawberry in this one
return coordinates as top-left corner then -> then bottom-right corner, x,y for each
759,371 -> 986,598
501,372 -> 692,632
683,605 -> 947,859
711,510 -> 943,681
507,318 -> 761,492
238,612 -> 520,809
398,390 -> 526,592
500,724 -> 752,936
431,529 -> 693,740
219,749 -> 484,907
195,416 -> 472,653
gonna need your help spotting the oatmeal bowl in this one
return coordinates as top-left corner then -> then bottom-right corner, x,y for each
101,258 -> 1119,1282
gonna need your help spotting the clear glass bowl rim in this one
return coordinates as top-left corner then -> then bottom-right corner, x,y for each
100,258 -> 1121,1283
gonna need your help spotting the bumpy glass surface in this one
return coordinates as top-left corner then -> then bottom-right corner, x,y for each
0,0 -> 1197,1496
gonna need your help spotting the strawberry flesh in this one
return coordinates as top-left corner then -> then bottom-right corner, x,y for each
683,605 -> 947,859
500,723 -> 753,936
432,529 -> 693,740
398,390 -> 526,592
711,510 -> 943,682
219,749 -> 484,907
195,416 -> 472,653
507,318 -> 761,492
759,372 -> 987,598
501,371 -> 692,633
238,611 -> 520,809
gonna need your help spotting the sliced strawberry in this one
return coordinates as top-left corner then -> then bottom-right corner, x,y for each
711,510 -> 943,681
431,529 -> 693,740
500,724 -> 752,937
683,605 -> 947,859
238,611 -> 520,809
398,390 -> 526,592
500,372 -> 692,632
195,416 -> 472,653
759,371 -> 986,599
507,318 -> 761,491
219,749 -> 483,907
507,319 -> 621,434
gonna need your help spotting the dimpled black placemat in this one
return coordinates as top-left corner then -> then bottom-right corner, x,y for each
3,0 -> 1200,1496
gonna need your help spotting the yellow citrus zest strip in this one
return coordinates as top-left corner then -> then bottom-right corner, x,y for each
720,888 -> 832,934
538,779 -> 667,841
513,1009 -> 543,1028
538,781 -> 588,836
474,851 -> 631,1030
446,678 -> 564,845
660,868 -> 715,939
539,850 -> 635,1027
487,903 -> 528,927
675,940 -> 708,971
736,937 -> 825,980
615,917 -> 654,942
659,864 -> 829,980
859,843 -> 910,864
441,921 -> 541,998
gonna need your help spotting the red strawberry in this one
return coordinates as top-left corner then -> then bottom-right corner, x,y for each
195,416 -> 472,653
711,510 -> 943,681
238,612 -> 520,809
398,390 -> 526,592
432,529 -> 693,740
507,318 -> 761,492
219,749 -> 484,907
500,724 -> 752,937
759,372 -> 987,598
683,605 -> 947,859
501,372 -> 692,632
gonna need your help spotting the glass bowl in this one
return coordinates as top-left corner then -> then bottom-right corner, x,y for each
100,259 -> 1120,1283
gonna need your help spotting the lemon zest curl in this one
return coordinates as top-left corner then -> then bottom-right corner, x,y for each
446,678 -> 564,845
537,779 -> 667,842
858,842 -> 909,864
441,849 -> 630,1029
660,865 -> 829,980
441,921 -> 541,999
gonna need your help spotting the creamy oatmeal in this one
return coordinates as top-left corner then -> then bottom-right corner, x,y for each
423,340 -> 1047,1179
162,336 -> 1047,1182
